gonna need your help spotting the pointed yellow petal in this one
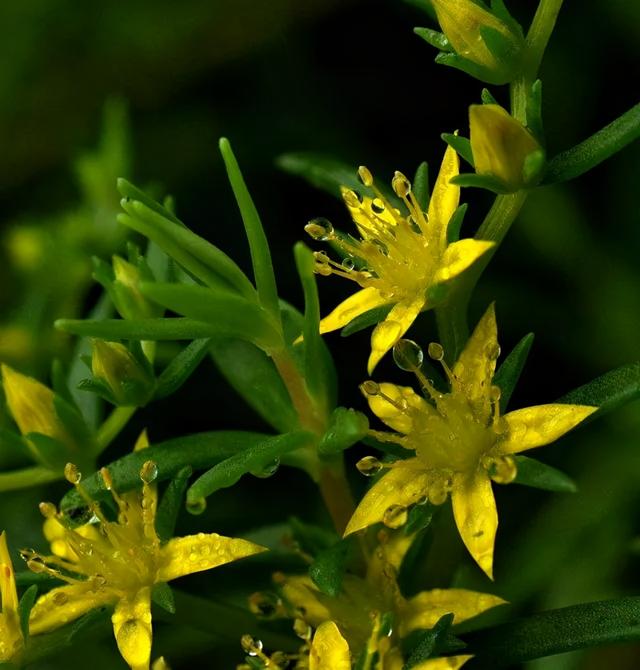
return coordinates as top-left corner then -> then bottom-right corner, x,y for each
499,404 -> 597,454
368,295 -> 425,374
412,655 -> 473,670
0,531 -> 18,614
319,287 -> 390,336
158,533 -> 266,582
428,145 -> 460,247
112,587 -> 153,670
309,621 -> 350,670
400,588 -> 506,635
366,382 -> 435,434
451,469 -> 497,580
344,460 -> 430,536
451,303 -> 498,421
433,240 -> 494,285
30,583 -> 116,635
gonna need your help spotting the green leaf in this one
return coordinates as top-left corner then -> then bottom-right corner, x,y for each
56,317 -> 261,343
289,517 -> 337,556
186,431 -> 313,504
526,79 -> 544,143
557,362 -> 640,419
318,407 -> 368,457
441,133 -> 475,167
277,152 -> 363,200
118,177 -> 181,225
404,501 -> 436,536
154,339 -> 211,400
219,138 -> 280,318
118,198 -> 255,297
152,582 -> 176,614
513,456 -> 577,493
209,338 -> 298,434
463,597 -> 640,666
140,282 -> 280,349
340,304 -> 393,337
18,584 -> 38,639
403,613 -> 456,669
446,203 -> 468,244
60,431 -> 273,514
544,102 -> 640,184
481,88 -> 499,105
493,332 -> 534,412
309,538 -> 351,597
156,466 -> 192,542
450,173 -> 512,194
412,161 -> 430,211
413,27 -> 452,52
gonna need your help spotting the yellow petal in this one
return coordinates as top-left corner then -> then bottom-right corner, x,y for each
499,404 -> 597,454
400,588 -> 506,636
451,469 -> 497,579
30,583 -> 116,635
319,287 -> 390,335
433,240 -> 494,285
412,655 -> 473,670
112,588 -> 153,670
451,303 -> 498,421
158,533 -> 266,582
368,295 -> 425,374
0,531 -> 18,613
344,460 -> 430,536
367,382 -> 435,434
309,621 -> 350,670
428,145 -> 460,247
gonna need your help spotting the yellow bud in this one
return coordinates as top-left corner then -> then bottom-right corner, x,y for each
112,255 -> 153,319
431,0 -> 523,84
91,340 -> 153,406
469,104 -> 544,191
1,364 -> 68,443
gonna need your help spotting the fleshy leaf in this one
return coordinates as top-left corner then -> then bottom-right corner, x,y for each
493,332 -> 534,412
512,456 -> 577,493
309,538 -> 351,597
154,338 -> 211,400
156,466 -> 193,542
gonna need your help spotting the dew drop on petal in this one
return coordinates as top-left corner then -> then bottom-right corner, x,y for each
383,504 -> 408,529
393,339 -> 424,371
341,257 -> 355,272
356,455 -> 383,477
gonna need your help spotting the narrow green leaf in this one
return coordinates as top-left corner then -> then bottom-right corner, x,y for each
293,243 -> 324,403
481,88 -> 498,105
156,466 -> 192,542
219,138 -> 280,318
513,455 -> 577,493
60,431 -> 273,514
544,102 -> 640,184
18,585 -> 38,639
118,178 -> 181,225
412,161 -> 430,211
446,203 -> 468,244
493,332 -> 534,412
186,431 -> 313,503
210,338 -> 298,433
309,538 -> 351,597
404,501 -> 436,536
403,614 -> 456,669
154,339 -> 211,400
450,173 -> 511,194
441,133 -> 475,167
151,582 -> 176,614
413,27 -> 452,52
277,152 -> 363,200
340,304 -> 393,337
558,362 -> 640,419
140,282 -> 280,349
464,597 -> 640,666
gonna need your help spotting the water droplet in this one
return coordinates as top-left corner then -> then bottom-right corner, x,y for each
427,342 -> 445,362
360,380 -> 380,397
251,458 -> 280,479
392,171 -> 412,198
53,591 -> 68,606
356,456 -> 383,477
139,460 -> 158,484
393,339 -> 424,371
371,198 -> 385,214
100,467 -> 114,491
358,165 -> 373,187
39,502 -> 57,519
186,497 -> 207,515
485,342 -> 501,360
383,504 -> 408,529
341,257 -> 355,271
493,417 -> 509,435
64,463 -> 81,485
489,385 -> 502,402
293,618 -> 312,641
304,217 -> 335,241
488,455 -> 517,484
27,559 -> 46,574
241,634 -> 263,656
372,239 -> 389,256
91,574 -> 107,590
429,479 -> 449,506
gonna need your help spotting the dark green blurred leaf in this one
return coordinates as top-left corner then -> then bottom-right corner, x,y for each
156,466 -> 192,542
447,203 -> 468,244
18,584 -> 38,639
404,501 -> 436,536
414,27 -> 452,52
441,133 -> 474,167
154,338 -> 211,400
277,152 -> 363,199
513,455 -> 577,493
412,161 -> 430,211
309,538 -> 351,597
318,407 -> 368,457
403,613 -> 456,669
289,517 -> 337,557
494,332 -> 534,412
152,582 -> 176,614
186,431 -> 313,503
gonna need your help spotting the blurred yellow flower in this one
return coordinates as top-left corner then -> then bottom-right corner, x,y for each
0,532 -> 23,664
26,434 -> 266,670
307,147 -> 493,373
345,305 -> 596,578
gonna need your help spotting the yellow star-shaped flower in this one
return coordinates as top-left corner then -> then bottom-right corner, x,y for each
25,434 -> 266,670
306,147 -> 494,373
0,531 -> 23,664
344,305 -> 597,579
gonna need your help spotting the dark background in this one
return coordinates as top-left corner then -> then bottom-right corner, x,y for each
0,1 -> 639,668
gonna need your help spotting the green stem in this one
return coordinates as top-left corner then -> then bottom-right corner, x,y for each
95,406 -> 137,454
0,466 -> 60,492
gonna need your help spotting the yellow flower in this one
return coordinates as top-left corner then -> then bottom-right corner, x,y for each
430,0 -> 523,84
0,532 -> 23,664
275,530 -> 503,668
469,104 -> 545,192
345,305 -> 596,579
307,147 -> 493,373
25,435 -> 266,670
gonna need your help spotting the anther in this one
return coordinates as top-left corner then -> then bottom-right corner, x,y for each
358,165 -> 374,187
100,467 -> 114,491
360,380 -> 380,397
39,502 -> 57,519
304,218 -> 335,241
140,460 -> 158,484
391,171 -> 412,198
342,189 -> 361,208
240,634 -> 263,656
293,619 -> 312,641
64,463 -> 81,485
427,342 -> 445,362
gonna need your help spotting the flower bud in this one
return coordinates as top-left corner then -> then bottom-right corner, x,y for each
431,0 -> 524,84
91,340 -> 155,406
469,104 -> 545,192
112,255 -> 154,319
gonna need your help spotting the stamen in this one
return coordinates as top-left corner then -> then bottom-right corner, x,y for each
428,341 -> 457,385
358,165 -> 374,187
490,385 -> 502,424
63,463 -> 82,485
393,339 -> 424,371
140,461 -> 159,544
240,634 -> 265,658
38,502 -> 58,519
360,380 -> 380,397
382,504 -> 408,529
293,619 -> 312,641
